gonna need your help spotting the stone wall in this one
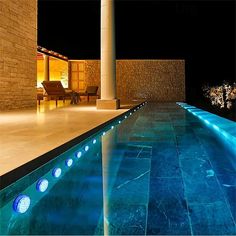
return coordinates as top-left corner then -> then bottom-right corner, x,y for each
84,60 -> 185,102
0,0 -> 37,110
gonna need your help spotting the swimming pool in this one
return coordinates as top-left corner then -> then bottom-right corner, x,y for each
0,102 -> 235,235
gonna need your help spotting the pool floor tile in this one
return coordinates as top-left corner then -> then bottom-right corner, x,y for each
95,204 -> 147,235
147,177 -> 191,235
189,202 -> 236,235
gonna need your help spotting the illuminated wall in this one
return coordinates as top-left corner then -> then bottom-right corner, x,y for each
37,55 -> 69,88
0,0 -> 37,110
37,58 -> 44,88
49,57 -> 68,88
70,60 -> 185,102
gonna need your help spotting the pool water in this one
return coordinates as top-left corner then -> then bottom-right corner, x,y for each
0,103 -> 236,235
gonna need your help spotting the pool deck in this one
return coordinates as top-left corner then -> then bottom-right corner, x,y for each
0,100 -> 139,178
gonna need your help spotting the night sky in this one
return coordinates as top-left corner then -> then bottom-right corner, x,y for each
38,0 -> 235,102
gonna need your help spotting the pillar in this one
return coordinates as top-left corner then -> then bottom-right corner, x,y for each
43,54 -> 50,100
43,54 -> 50,82
96,0 -> 120,110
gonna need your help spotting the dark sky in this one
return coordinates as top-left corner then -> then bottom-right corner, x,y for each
38,0 -> 235,95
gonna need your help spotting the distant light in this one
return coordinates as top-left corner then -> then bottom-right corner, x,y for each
93,139 -> 96,144
13,195 -> 31,213
76,151 -> 82,158
65,158 -> 73,167
118,121 -> 121,124
111,126 -> 114,129
102,132 -> 106,136
85,145 -> 89,151
36,179 -> 49,192
52,168 -> 62,178
130,112 -> 132,115
134,109 -> 136,112
125,115 -> 127,119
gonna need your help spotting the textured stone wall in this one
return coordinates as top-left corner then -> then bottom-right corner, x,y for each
0,0 -> 37,110
84,60 -> 185,102
84,60 -> 101,94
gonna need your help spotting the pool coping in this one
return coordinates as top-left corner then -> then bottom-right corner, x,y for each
177,102 -> 236,155
0,103 -> 144,190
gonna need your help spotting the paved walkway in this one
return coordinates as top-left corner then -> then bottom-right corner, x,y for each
0,100 -> 138,176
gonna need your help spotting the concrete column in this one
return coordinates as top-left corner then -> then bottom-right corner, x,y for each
43,54 -> 50,82
97,0 -> 120,110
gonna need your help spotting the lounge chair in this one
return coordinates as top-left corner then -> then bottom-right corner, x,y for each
78,86 -> 99,102
41,81 -> 75,106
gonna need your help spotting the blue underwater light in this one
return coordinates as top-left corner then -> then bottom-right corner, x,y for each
85,145 -> 89,151
65,158 -> 73,167
93,139 -> 96,144
76,151 -> 82,159
13,194 -> 31,214
36,179 -> 49,192
52,168 -> 62,178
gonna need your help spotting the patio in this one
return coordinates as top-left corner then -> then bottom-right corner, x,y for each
0,100 -> 139,178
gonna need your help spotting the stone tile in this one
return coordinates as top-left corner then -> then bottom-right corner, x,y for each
217,174 -> 236,222
189,202 -> 236,235
147,178 -> 191,235
151,149 -> 181,178
95,204 -> 147,235
109,158 -> 151,205
124,144 -> 152,159
181,158 -> 226,204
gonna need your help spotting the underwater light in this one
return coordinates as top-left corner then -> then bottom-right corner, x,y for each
85,145 -> 89,151
36,179 -> 49,193
130,112 -> 132,115
102,131 -> 106,136
93,139 -> 96,144
204,120 -> 210,125
76,151 -> 82,158
111,126 -> 114,129
52,168 -> 62,178
65,158 -> 73,167
125,115 -> 127,119
134,109 -> 136,112
13,195 -> 31,213
118,121 -> 121,124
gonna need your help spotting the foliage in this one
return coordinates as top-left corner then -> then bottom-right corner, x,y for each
202,82 -> 236,109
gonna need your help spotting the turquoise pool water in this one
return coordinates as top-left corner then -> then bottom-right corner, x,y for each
0,102 -> 236,235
